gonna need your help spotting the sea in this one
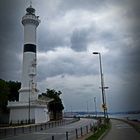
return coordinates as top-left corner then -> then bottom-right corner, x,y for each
109,113 -> 140,121
64,111 -> 140,121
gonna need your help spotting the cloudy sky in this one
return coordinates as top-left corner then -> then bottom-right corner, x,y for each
0,0 -> 140,113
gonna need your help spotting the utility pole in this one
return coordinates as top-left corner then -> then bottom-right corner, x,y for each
94,97 -> 97,117
93,52 -> 109,119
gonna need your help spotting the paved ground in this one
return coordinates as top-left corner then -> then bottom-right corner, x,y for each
102,119 -> 140,140
1,118 -> 96,140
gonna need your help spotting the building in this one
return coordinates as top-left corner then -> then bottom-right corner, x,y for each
7,4 -> 51,124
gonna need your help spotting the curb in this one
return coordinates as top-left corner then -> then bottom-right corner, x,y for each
78,122 -> 112,140
98,122 -> 112,140
78,132 -> 94,140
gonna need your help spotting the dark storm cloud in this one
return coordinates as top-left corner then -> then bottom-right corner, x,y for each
125,1 -> 140,77
38,50 -> 98,81
0,0 -> 140,111
60,0 -> 107,12
114,0 -> 140,75
38,29 -> 68,51
70,25 -> 118,52
124,46 -> 140,74
70,28 -> 89,52
0,0 -> 24,80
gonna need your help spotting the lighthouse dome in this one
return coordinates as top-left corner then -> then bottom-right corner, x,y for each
26,5 -> 35,15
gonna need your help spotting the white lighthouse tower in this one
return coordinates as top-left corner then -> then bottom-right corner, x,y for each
19,4 -> 40,102
7,5 -> 52,124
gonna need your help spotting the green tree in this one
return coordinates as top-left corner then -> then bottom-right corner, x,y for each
41,89 -> 64,120
0,79 -> 10,112
0,79 -> 21,112
7,81 -> 21,101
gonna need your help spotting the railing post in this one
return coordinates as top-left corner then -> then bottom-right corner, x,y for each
52,135 -> 54,140
29,125 -> 31,132
75,128 -> 78,139
66,131 -> 68,140
35,125 -> 37,132
80,127 -> 83,136
90,123 -> 92,131
14,128 -> 16,136
22,126 -> 24,133
4,128 -> 6,136
93,122 -> 94,127
86,125 -> 88,134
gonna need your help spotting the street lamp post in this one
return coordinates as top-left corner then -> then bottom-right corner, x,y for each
86,101 -> 89,116
94,97 -> 97,118
28,81 -> 31,124
93,52 -> 108,118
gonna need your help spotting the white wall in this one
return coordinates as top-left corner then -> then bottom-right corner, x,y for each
35,107 -> 48,123
9,107 -> 33,123
9,104 -> 49,124
24,24 -> 36,44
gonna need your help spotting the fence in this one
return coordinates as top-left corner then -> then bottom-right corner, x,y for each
49,120 -> 101,140
0,118 -> 79,139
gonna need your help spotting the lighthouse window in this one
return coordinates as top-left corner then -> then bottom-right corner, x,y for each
24,44 -> 36,53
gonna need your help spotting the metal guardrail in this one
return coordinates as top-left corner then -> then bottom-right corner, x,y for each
49,119 -> 101,140
0,118 -> 80,139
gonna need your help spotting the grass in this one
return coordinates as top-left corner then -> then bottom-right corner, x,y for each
86,122 -> 111,140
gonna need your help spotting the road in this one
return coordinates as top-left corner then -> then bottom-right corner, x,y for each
1,118 -> 96,140
102,119 -> 140,140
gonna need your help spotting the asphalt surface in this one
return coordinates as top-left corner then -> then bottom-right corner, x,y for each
102,119 -> 140,140
1,118 -> 96,140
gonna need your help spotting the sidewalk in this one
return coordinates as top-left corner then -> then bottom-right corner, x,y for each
102,119 -> 140,140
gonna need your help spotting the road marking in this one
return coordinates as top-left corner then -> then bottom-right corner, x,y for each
115,124 -> 133,129
34,132 -> 71,135
59,126 -> 76,129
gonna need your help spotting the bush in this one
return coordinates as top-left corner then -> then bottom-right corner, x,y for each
10,120 -> 12,126
94,126 -> 97,132
20,120 -> 23,125
86,122 -> 111,140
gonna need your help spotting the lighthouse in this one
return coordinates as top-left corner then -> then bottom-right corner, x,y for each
19,4 -> 40,102
7,5 -> 52,124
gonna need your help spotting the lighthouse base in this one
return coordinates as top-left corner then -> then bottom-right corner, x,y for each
7,101 -> 49,124
18,87 -> 39,102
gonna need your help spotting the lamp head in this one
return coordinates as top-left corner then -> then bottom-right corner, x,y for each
93,52 -> 99,54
